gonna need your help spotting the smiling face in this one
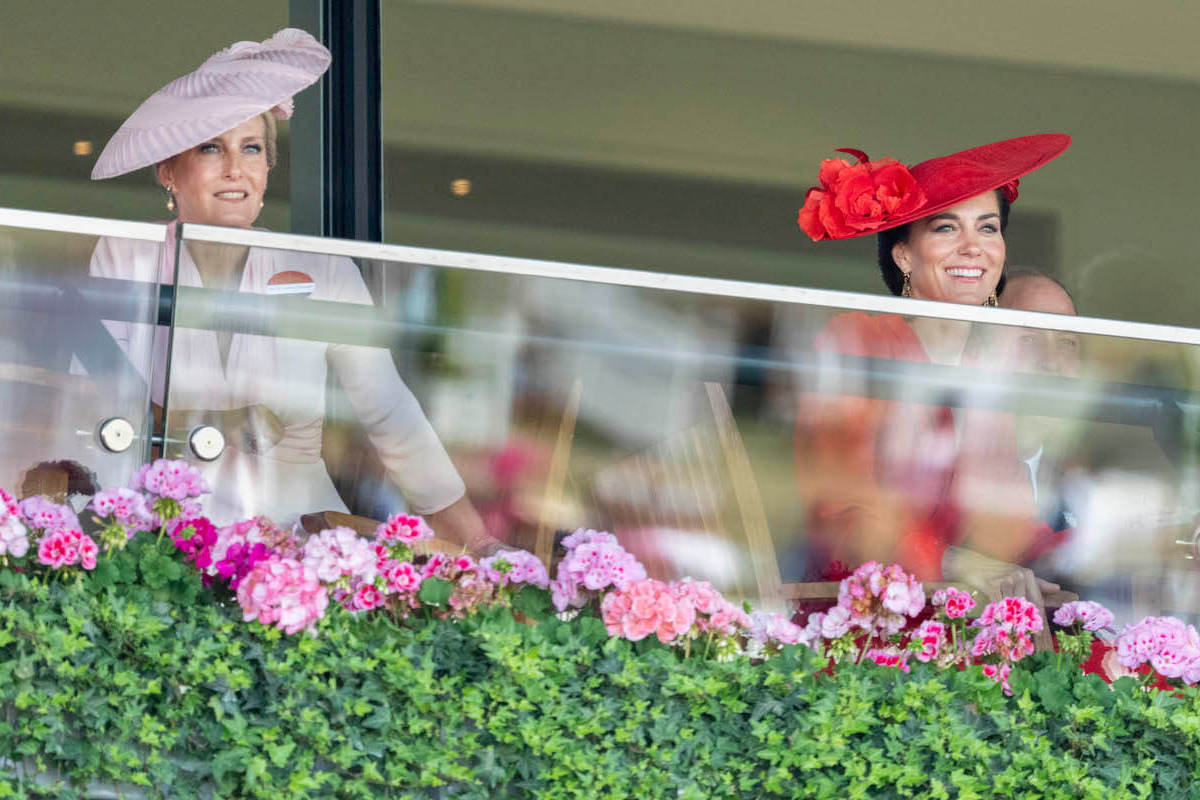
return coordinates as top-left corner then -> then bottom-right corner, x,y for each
156,116 -> 269,228
892,192 -> 1005,306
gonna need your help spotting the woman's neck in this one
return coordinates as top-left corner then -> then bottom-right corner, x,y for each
186,241 -> 250,291
909,315 -> 972,365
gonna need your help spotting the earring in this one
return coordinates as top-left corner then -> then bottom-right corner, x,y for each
165,184 -> 176,214
984,290 -> 998,307
901,273 -> 913,298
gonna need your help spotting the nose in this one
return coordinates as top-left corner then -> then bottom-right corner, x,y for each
958,227 -> 982,255
223,150 -> 244,179
1037,334 -> 1061,374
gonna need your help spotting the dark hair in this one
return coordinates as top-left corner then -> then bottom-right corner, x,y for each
877,190 -> 1011,297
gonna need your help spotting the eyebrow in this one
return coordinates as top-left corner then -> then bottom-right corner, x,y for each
927,212 -> 1000,223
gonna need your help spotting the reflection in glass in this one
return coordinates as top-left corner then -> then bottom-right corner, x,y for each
159,230 -> 1200,623
142,234 -> 469,540
0,219 -> 160,507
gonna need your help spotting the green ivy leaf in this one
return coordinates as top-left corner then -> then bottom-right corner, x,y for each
267,741 -> 296,767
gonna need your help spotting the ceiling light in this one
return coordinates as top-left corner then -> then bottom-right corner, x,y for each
451,179 -> 472,197
73,141 -> 93,156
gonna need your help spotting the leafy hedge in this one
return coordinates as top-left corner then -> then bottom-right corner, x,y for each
3,536 -> 1200,799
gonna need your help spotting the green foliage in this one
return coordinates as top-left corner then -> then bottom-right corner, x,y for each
417,577 -> 452,607
2,572 -> 1200,799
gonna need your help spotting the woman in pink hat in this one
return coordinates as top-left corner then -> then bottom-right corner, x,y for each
88,29 -> 493,552
793,135 -> 1071,603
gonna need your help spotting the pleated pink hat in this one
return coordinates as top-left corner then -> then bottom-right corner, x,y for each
91,28 -> 330,180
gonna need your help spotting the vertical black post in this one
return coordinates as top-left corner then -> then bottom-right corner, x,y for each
288,0 -> 327,236
323,0 -> 383,242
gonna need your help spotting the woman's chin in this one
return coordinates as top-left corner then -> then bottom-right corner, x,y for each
187,213 -> 257,229
938,286 -> 992,307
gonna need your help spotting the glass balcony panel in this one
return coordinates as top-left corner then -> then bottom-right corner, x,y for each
0,210 -> 166,502
169,224 -> 1200,620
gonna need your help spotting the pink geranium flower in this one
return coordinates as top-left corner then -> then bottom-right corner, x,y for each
374,513 -> 434,544
170,516 -> 219,570
237,556 -> 328,635
479,549 -> 550,589
670,579 -> 750,636
931,586 -> 975,619
77,535 -> 98,570
1053,601 -> 1114,632
913,620 -> 947,663
836,561 -> 925,637
601,578 -> 696,643
301,527 -> 378,585
866,647 -> 911,673
1116,616 -> 1200,683
90,488 -> 158,534
970,597 -> 1043,664
0,490 -> 29,559
550,529 -> 647,612
0,488 -> 18,519
351,584 -> 384,611
821,606 -> 852,639
982,662 -> 1013,695
19,496 -> 80,531
37,530 -> 74,568
382,559 -> 423,593
210,516 -> 294,572
748,612 -> 806,647
421,552 -> 447,579
35,528 -> 96,570
130,459 -> 210,502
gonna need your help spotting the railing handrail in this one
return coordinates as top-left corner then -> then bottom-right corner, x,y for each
0,207 -> 167,242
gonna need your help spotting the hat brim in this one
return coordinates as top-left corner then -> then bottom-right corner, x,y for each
91,28 -> 330,180
818,133 -> 1071,240
91,95 -> 298,181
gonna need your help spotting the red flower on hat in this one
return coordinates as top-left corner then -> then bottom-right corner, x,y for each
797,149 -> 927,242
999,178 -> 1020,203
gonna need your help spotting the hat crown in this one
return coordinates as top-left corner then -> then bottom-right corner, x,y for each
910,154 -> 995,200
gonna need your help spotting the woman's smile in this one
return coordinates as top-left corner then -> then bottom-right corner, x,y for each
946,267 -> 984,279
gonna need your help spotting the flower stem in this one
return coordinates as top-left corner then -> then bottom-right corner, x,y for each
855,634 -> 871,665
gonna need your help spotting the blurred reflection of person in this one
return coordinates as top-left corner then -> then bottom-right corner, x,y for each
86,29 -> 492,550
792,135 -> 1071,600
1000,269 -> 1082,545
940,268 -> 1084,598
999,270 -> 1181,619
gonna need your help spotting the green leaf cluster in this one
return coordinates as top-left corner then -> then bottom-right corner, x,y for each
2,566 -> 1200,798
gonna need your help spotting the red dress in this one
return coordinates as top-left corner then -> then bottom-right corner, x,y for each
795,312 -> 1037,581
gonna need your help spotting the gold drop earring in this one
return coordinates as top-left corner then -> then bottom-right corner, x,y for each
901,272 -> 913,298
165,184 -> 176,213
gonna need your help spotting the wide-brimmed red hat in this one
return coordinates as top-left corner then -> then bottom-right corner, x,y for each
797,133 -> 1071,242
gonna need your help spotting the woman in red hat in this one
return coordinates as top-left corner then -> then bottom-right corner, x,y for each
793,135 -> 1071,595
